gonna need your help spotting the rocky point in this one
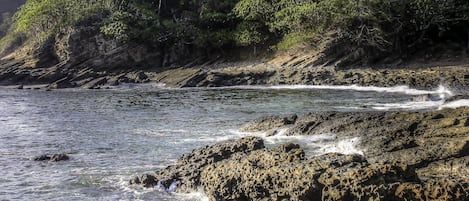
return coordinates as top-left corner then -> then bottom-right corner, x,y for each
131,107 -> 469,201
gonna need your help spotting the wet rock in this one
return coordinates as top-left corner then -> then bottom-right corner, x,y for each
48,77 -> 77,89
33,154 -> 51,161
133,139 -> 469,201
33,153 -> 69,162
125,71 -> 149,83
131,136 -> 264,192
82,77 -> 107,89
444,94 -> 469,103
240,114 -> 297,132
50,153 -> 70,161
200,143 -> 315,201
241,108 -> 469,168
133,107 -> 469,201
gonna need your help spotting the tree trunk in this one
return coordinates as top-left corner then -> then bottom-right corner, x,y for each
157,0 -> 162,25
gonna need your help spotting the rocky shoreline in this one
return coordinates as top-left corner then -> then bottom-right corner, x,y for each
131,107 -> 469,201
1,54 -> 469,92
1,11 -> 468,91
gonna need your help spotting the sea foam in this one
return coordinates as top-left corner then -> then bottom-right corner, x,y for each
231,129 -> 364,157
220,84 -> 453,96
439,99 -> 469,109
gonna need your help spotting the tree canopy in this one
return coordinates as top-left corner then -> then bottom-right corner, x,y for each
3,0 -> 469,60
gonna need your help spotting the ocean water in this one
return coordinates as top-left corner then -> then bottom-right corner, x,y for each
0,84 -> 465,201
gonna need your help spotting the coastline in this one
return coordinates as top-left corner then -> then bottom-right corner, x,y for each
131,108 -> 469,201
1,55 -> 469,93
2,54 -> 469,200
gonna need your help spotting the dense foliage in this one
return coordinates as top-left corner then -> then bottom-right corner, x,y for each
12,0 -> 115,41
4,0 -> 469,60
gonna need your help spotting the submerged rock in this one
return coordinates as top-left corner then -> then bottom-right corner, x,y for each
33,153 -> 69,162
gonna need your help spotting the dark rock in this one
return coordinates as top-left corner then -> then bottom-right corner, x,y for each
33,153 -> 69,162
431,113 -> 445,119
131,136 -> 264,191
125,71 -> 149,83
33,154 -> 51,161
240,114 -> 297,132
49,153 -> 69,162
129,176 -> 141,185
133,106 -> 469,201
264,129 -> 279,137
140,174 -> 158,188
444,94 -> 469,103
82,77 -> 107,89
48,77 -> 76,89
241,108 -> 469,170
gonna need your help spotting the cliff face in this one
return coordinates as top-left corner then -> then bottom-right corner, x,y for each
1,11 -> 469,90
0,18 -> 198,87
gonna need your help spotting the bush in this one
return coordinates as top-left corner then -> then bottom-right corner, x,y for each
12,0 -> 115,41
3,0 -> 469,61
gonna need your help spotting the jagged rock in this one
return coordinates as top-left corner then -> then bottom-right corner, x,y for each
126,71 -> 149,83
444,94 -> 469,103
48,77 -> 77,89
33,153 -> 69,162
49,153 -> 70,161
130,136 -> 264,192
239,114 -> 297,132
241,108 -> 469,172
81,77 -> 107,89
133,132 -> 468,201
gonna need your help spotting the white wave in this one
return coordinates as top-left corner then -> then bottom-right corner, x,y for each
333,106 -> 367,110
264,134 -> 363,156
319,137 -> 363,155
228,129 -> 266,138
174,189 -> 210,201
219,84 -> 453,96
439,99 -> 469,109
370,100 -> 443,111
231,129 -> 364,156
131,128 -> 190,136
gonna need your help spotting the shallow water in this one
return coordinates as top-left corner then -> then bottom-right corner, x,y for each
0,84 -> 464,200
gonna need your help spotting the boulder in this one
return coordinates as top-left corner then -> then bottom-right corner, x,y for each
133,136 -> 469,200
81,77 -> 107,89
130,136 -> 264,192
132,107 -> 469,200
239,114 -> 298,132
33,153 -> 69,162
48,77 -> 77,89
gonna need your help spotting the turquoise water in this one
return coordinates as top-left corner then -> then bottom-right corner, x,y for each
0,84 -> 457,200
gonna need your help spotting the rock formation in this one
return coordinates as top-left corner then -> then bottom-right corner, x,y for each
33,153 -> 70,162
131,107 -> 469,200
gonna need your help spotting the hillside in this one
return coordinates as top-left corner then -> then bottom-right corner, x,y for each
0,0 -> 469,89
